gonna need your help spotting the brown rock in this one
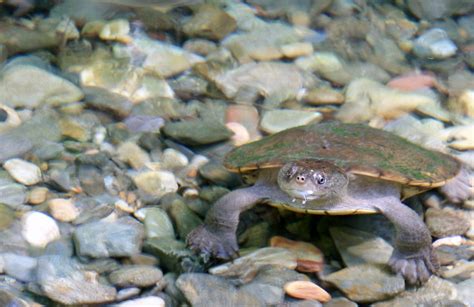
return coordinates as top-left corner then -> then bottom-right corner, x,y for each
284,280 -> 331,303
270,236 -> 324,273
183,4 -> 236,40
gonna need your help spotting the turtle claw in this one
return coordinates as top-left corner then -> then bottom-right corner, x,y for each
186,225 -> 239,260
388,246 -> 438,285
439,166 -> 472,203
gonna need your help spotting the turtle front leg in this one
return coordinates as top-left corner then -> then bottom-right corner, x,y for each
439,166 -> 472,203
373,198 -> 436,285
187,184 -> 278,259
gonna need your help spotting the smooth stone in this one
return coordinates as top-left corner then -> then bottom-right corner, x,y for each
281,42 -> 314,58
303,87 -> 345,105
260,109 -> 322,134
209,247 -> 297,283
133,171 -> 178,197
0,64 -> 83,108
115,287 -> 141,301
439,124 -> 474,151
329,227 -> 393,266
74,217 -> 144,258
1,253 -> 37,282
21,211 -> 60,248
0,133 -> 32,163
425,208 -> 470,238
225,104 -> 260,140
48,198 -> 80,222
144,207 -> 176,239
99,19 -> 131,43
176,273 -> 263,306
116,142 -> 151,169
32,141 -> 64,161
453,90 -> 474,118
0,104 -> 21,133
324,264 -> 405,303
182,4 -> 237,40
167,198 -> 202,240
295,52 -> 349,84
406,0 -> 474,20
372,276 -> 458,306
83,86 -> 133,118
116,296 -> 165,307
108,265 -> 163,287
183,39 -> 218,56
0,204 -> 14,230
143,237 -> 194,273
440,261 -> 474,281
0,184 -> 26,209
336,78 -> 436,122
413,28 -> 457,59
226,122 -> 251,146
323,297 -> 358,307
3,159 -> 42,186
455,277 -> 474,306
36,255 -> 117,305
123,115 -> 165,133
169,73 -> 209,98
284,281 -> 331,303
198,161 -> 240,187
58,117 -> 92,142
240,282 -> 284,305
163,119 -> 233,146
160,148 -> 189,171
270,236 -> 324,273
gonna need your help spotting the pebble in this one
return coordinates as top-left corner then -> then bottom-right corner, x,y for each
144,207 -> 176,239
0,64 -> 83,108
337,78 -> 436,122
260,109 -> 323,134
387,72 -> 440,92
413,28 -> 457,59
284,281 -> 331,303
454,90 -> 474,118
225,104 -> 260,140
324,264 -> 405,303
83,86 -> 133,118
115,288 -> 141,301
144,237 -> 194,273
270,236 -> 324,273
123,115 -> 165,133
199,161 -> 240,187
303,87 -> 345,105
183,39 -> 218,56
21,211 -> 60,248
108,265 -> 163,287
160,148 -> 189,170
209,247 -> 297,283
425,208 -> 470,238
116,142 -> 151,169
0,183 -> 27,209
329,227 -> 393,266
48,198 -> 80,222
0,104 -> 21,133
281,42 -> 314,58
133,171 -> 178,198
3,158 -> 42,186
455,277 -> 474,306
27,187 -> 49,205
162,119 -> 233,146
99,19 -> 131,43
324,297 -> 358,307
182,4 -> 237,40
2,253 -> 37,282
73,217 -> 144,258
167,198 -> 203,240
0,204 -> 14,230
116,296 -> 165,307
439,124 -> 474,150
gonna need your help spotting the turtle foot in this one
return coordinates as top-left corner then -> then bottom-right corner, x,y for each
186,225 -> 239,260
388,246 -> 438,285
440,167 -> 472,203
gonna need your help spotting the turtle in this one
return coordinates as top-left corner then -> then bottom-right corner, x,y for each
187,122 -> 472,285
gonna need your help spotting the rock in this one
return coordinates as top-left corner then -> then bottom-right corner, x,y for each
161,148 -> 189,170
183,39 -> 218,56
225,104 -> 260,140
281,42 -> 314,58
372,276 -> 458,306
260,109 -> 322,134
0,64 -> 83,108
74,217 -> 144,258
144,207 -> 176,239
144,237 -> 194,273
0,183 -> 27,209
176,273 -> 263,306
183,4 -> 237,40
27,187 -> 50,205
37,255 -> 117,305
439,124 -> 474,151
387,72 -> 441,92
284,281 -> 331,303
0,104 -> 21,133
425,208 -> 470,238
199,161 -> 240,187
324,264 -> 405,303
21,211 -> 60,248
240,281 -> 284,305
455,277 -> 474,306
2,253 -> 37,282
116,296 -> 165,307
223,22 -> 299,62
452,90 -> 474,118
167,198 -> 203,240
226,122 -> 251,146
329,227 -> 393,266
405,0 -> 474,20
209,247 -> 297,283
48,198 -> 80,222
124,115 -> 165,133
440,261 -> 474,281
324,297 -> 358,307
270,236 -> 324,273
303,87 -> 344,105
99,19 -> 131,43
413,28 -> 457,59
336,78 -> 436,122
3,159 -> 41,186
0,133 -> 32,163
295,52 -> 349,84
83,86 -> 133,118
162,119 -> 233,146
108,265 -> 163,287
116,142 -> 151,169
133,171 -> 178,198
115,288 -> 141,302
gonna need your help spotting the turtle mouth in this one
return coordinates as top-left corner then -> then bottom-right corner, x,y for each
285,188 -> 319,202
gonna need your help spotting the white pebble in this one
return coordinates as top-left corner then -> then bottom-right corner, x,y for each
161,148 -> 189,170
48,198 -> 80,222
133,171 -> 178,197
21,211 -> 60,248
3,159 -> 42,186
116,296 -> 165,307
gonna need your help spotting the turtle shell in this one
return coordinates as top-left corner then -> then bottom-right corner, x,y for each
224,122 -> 460,187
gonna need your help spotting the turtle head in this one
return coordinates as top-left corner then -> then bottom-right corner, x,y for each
277,160 -> 348,202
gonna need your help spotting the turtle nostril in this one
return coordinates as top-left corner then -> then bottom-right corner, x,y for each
296,176 -> 305,184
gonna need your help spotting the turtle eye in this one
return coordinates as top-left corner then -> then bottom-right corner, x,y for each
315,173 -> 326,184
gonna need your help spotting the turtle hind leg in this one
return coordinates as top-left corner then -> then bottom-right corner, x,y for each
373,197 -> 437,285
439,166 -> 472,203
187,224 -> 239,260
